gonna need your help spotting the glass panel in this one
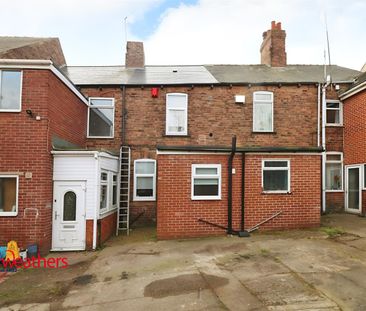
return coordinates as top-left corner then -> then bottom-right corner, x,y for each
264,161 -> 288,168
90,98 -> 114,106
113,184 -> 117,205
194,178 -> 219,185
254,93 -> 272,101
89,108 -> 113,137
0,71 -> 21,110
253,102 -> 272,131
0,178 -> 17,212
326,109 -> 339,124
136,177 -> 153,197
326,102 -> 339,109
263,170 -> 288,191
100,185 -> 107,209
348,168 -> 360,210
167,109 -> 186,133
136,162 -> 155,174
101,172 -> 108,181
196,167 -> 218,175
113,175 -> 117,182
167,94 -> 186,109
326,163 -> 342,190
326,154 -> 342,161
63,191 -> 76,221
194,184 -> 219,196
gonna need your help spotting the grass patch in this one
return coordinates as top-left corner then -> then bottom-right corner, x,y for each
321,226 -> 345,237
260,248 -> 270,257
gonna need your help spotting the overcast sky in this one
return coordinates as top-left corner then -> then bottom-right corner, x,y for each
0,0 -> 365,70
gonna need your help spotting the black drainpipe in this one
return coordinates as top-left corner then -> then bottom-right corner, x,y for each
241,152 -> 245,232
227,136 -> 236,235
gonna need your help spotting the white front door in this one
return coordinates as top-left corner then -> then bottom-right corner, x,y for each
345,165 -> 362,214
52,181 -> 86,251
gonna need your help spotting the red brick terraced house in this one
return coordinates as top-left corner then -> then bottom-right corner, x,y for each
0,22 -> 361,252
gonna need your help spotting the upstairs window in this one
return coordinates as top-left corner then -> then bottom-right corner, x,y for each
192,164 -> 221,200
262,160 -> 290,193
134,159 -> 156,201
0,70 -> 22,112
253,91 -> 273,132
166,93 -> 188,135
0,176 -> 19,216
326,100 -> 342,126
88,98 -> 115,138
326,153 -> 343,191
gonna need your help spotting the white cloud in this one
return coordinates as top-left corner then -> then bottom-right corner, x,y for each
143,0 -> 365,70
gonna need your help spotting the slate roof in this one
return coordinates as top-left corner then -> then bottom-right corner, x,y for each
64,64 -> 360,86
0,37 -> 51,54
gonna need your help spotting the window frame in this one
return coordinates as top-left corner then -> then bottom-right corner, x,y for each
165,93 -> 188,136
325,152 -> 343,192
133,159 -> 156,201
0,70 -> 23,113
191,164 -> 222,200
262,160 -> 290,194
0,175 -> 19,216
252,91 -> 274,132
111,173 -> 118,208
363,164 -> 366,190
99,170 -> 109,213
326,100 -> 343,126
87,97 -> 115,139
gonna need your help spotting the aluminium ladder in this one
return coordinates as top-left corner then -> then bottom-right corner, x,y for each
116,146 -> 130,235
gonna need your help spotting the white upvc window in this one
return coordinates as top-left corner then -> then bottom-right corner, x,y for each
166,93 -> 188,135
364,164 -> 366,190
192,164 -> 221,200
112,174 -> 118,207
88,97 -> 115,138
134,159 -> 156,201
326,152 -> 343,191
262,160 -> 290,193
0,175 -> 19,216
326,100 -> 342,126
253,91 -> 274,132
100,171 -> 108,212
0,70 -> 22,112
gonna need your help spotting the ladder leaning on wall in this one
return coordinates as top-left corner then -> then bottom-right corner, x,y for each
116,146 -> 130,235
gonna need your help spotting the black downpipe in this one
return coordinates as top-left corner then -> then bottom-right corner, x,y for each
241,153 -> 245,232
121,86 -> 126,145
228,136 -> 236,235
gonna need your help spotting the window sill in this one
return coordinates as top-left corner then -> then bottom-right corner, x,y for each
325,190 -> 344,193
0,212 -> 18,217
191,197 -> 221,201
133,198 -> 156,202
87,136 -> 114,139
325,124 -> 343,128
0,109 -> 21,113
252,131 -> 277,135
164,134 -> 190,138
261,191 -> 291,195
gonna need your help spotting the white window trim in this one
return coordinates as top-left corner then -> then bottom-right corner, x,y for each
191,164 -> 222,200
0,70 -> 23,113
165,93 -> 188,136
262,159 -> 290,194
111,173 -> 118,209
133,159 -> 156,201
99,170 -> 109,213
325,152 -> 343,192
325,100 -> 343,126
87,97 -> 115,139
363,164 -> 366,190
253,91 -> 274,132
0,175 -> 19,216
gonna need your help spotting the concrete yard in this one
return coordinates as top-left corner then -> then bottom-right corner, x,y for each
1,214 -> 366,310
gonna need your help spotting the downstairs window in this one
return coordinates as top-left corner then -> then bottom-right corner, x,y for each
262,160 -> 290,193
0,176 -> 19,216
192,164 -> 221,200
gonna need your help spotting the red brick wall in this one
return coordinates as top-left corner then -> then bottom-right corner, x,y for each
325,192 -> 344,212
85,211 -> 117,249
157,153 -> 321,239
343,91 -> 366,165
0,69 -> 86,253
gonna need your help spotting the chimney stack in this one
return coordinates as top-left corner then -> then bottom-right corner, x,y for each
260,21 -> 287,67
125,41 -> 145,68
